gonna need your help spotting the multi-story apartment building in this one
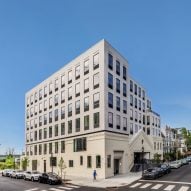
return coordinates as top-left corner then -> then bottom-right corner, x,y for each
25,40 -> 163,178
162,125 -> 178,153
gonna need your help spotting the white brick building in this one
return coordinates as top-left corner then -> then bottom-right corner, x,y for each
25,40 -> 163,178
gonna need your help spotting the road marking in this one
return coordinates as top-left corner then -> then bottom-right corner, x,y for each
25,188 -> 39,191
58,186 -> 72,190
49,188 -> 64,191
140,183 -> 152,188
140,180 -> 191,185
151,184 -> 163,189
130,183 -> 142,188
178,186 -> 190,191
164,185 -> 175,191
66,185 -> 79,188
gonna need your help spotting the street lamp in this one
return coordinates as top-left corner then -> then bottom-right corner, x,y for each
142,146 -> 144,177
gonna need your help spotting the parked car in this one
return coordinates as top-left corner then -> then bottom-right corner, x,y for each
24,171 -> 41,181
169,161 -> 181,169
142,168 -> 160,179
181,158 -> 189,165
38,172 -> 62,185
11,170 -> 25,179
2,169 -> 13,177
158,164 -> 171,174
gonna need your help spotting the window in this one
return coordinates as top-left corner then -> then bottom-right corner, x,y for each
108,73 -> 113,89
108,112 -> 113,128
84,115 -> 89,130
44,100 -> 47,111
61,123 -> 65,135
143,102 -> 145,112
54,124 -> 58,136
130,95 -> 133,106
123,117 -> 127,131
107,155 -> 111,168
43,128 -> 47,139
39,116 -> 42,127
61,141 -> 65,153
96,155 -> 101,168
50,157 -> 57,166
116,79 -> 120,93
116,115 -> 120,129
55,79 -> 58,91
49,97 -> 53,108
30,107 -> 34,117
130,123 -> 133,134
123,83 -> 127,97
34,92 -> 38,102
68,120 -> 72,134
43,144 -> 47,155
54,109 -> 58,121
61,90 -> 65,103
108,54 -> 113,70
84,59 -> 89,75
139,100 -> 141,110
93,73 -> 99,89
134,84 -> 137,95
75,118 -> 80,132
39,129 -> 42,140
87,156 -> 92,168
142,90 -> 145,100
123,66 -> 127,80
30,95 -> 33,104
69,160 -> 74,167
93,92 -> 100,108
93,53 -> 99,69
84,78 -> 89,93
61,106 -> 65,119
68,103 -> 72,117
54,94 -> 58,106
75,65 -> 80,79
39,89 -> 43,100
44,114 -> 47,125
49,111 -> 52,123
135,111 -> 138,121
49,143 -> 52,154
130,109 -> 133,120
34,145 -> 37,155
55,142 -> 58,153
34,118 -> 37,128
130,80 -> 133,92
94,112 -> 100,128
49,82 -> 53,94
75,100 -> 80,114
135,124 -> 138,133
61,74 -> 65,87
84,97 -> 89,112
49,126 -> 52,138
39,103 -> 42,113
80,156 -> 83,165
123,100 -> 127,114
68,87 -> 72,100
108,92 -> 113,108
135,98 -> 137,108
138,87 -> 141,97
116,60 -> 120,75
116,96 -> 120,111
75,83 -> 80,97
74,137 -> 86,152
68,70 -> 72,84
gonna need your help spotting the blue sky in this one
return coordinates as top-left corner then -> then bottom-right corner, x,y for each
0,0 -> 191,154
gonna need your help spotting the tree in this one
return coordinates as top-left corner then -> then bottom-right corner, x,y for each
58,157 -> 67,181
21,157 -> 29,171
153,153 -> 161,164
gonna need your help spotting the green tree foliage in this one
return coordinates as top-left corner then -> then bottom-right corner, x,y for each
21,157 -> 29,171
153,153 -> 161,164
181,127 -> 191,151
58,157 -> 67,180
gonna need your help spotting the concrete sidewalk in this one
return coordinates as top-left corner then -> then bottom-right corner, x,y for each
65,172 -> 142,188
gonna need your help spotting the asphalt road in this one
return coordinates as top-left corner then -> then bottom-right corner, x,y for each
1,165 -> 191,191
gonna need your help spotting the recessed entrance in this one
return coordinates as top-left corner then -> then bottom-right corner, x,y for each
114,159 -> 120,175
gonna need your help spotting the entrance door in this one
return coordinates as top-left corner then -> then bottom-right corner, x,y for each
114,159 -> 120,175
44,160 -> 46,173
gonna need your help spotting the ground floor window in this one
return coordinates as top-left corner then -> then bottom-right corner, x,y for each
50,157 -> 57,167
107,155 -> 111,168
69,160 -> 74,167
87,156 -> 92,168
80,156 -> 83,165
96,155 -> 101,168
32,160 -> 37,171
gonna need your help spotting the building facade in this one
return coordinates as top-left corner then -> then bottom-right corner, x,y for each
25,40 -> 163,178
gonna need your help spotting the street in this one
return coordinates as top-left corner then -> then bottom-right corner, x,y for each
1,165 -> 191,191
